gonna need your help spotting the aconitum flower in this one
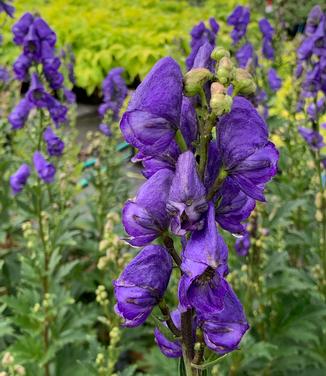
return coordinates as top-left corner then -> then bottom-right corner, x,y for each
12,12 -> 34,45
43,127 -> 65,157
0,0 -> 14,18
298,127 -> 325,150
216,96 -> 279,202
33,151 -> 56,183
47,97 -> 68,126
154,310 -> 183,358
167,151 -> 207,236
268,68 -> 282,92
99,67 -> 128,121
235,42 -> 254,68
259,19 -> 274,40
262,38 -> 275,60
198,282 -> 249,354
227,6 -> 250,45
235,230 -> 250,256
114,245 -> 172,327
27,73 -> 51,108
305,5 -> 323,36
99,123 -> 112,137
13,53 -> 32,80
307,97 -> 325,120
8,98 -> 32,129
10,164 -> 30,195
63,88 -> 76,104
122,169 -> 174,246
186,18 -> 219,71
179,203 -> 228,315
120,57 -> 183,156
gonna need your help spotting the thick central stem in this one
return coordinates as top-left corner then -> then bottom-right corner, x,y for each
181,310 -> 195,376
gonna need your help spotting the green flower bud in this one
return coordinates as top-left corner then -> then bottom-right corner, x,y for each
211,47 -> 230,62
233,68 -> 256,95
210,83 -> 232,116
183,68 -> 213,96
216,57 -> 234,84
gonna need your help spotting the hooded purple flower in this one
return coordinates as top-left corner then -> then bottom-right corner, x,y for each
236,42 -> 254,68
120,57 -> 183,157
179,203 -> 228,315
216,96 -> 279,202
99,123 -> 112,137
305,5 -> 323,36
227,6 -> 250,45
307,97 -> 325,120
298,127 -> 325,150
10,164 -> 30,195
8,98 -> 32,129
33,151 -> 56,183
262,38 -> 275,60
47,97 -> 68,126
186,19 -> 219,71
43,127 -> 65,157
63,88 -> 76,104
99,67 -> 128,121
114,245 -> 172,327
235,230 -> 250,256
27,73 -> 52,108
259,19 -> 274,40
33,17 -> 56,47
41,41 -> 63,90
154,309 -> 182,358
215,178 -> 256,235
13,53 -> 32,81
0,1 -> 14,18
167,151 -> 208,236
23,24 -> 42,61
122,169 -> 174,246
268,68 -> 282,92
12,12 -> 34,45
198,282 -> 249,354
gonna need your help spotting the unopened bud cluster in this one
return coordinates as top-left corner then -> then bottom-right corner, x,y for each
96,285 -> 109,307
1,352 -> 25,376
315,192 -> 325,222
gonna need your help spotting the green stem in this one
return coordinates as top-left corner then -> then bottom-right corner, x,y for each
175,129 -> 188,152
181,310 -> 195,376
162,235 -> 182,267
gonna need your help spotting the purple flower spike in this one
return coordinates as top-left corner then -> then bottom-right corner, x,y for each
114,245 -> 172,327
120,57 -> 183,156
305,5 -> 323,36
122,169 -> 174,246
235,230 -> 250,256
259,19 -> 274,39
8,98 -> 32,129
0,1 -> 14,17
199,282 -> 249,354
179,204 -> 228,315
33,151 -> 56,183
154,309 -> 182,358
298,127 -> 325,150
215,178 -> 256,235
47,97 -> 68,126
268,68 -> 282,92
10,164 -> 30,195
217,97 -> 279,202
167,151 -> 207,236
27,73 -> 51,108
43,127 -> 65,157
262,38 -> 275,60
12,12 -> 34,45
227,6 -> 250,44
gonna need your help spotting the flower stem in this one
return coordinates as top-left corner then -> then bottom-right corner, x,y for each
158,300 -> 181,337
162,235 -> 182,267
181,310 -> 195,376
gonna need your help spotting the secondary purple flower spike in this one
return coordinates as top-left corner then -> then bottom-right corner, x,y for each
12,13 -> 34,45
10,164 -> 30,195
262,38 -> 275,60
227,6 -> 250,44
259,19 -> 274,40
198,282 -> 249,354
120,57 -> 183,156
235,230 -> 250,256
298,127 -> 325,150
0,1 -> 14,18
43,127 -> 65,157
122,169 -> 174,246
33,151 -> 56,183
8,98 -> 32,129
154,309 -> 182,358
114,245 -> 172,327
167,151 -> 207,236
99,123 -> 112,137
268,68 -> 282,92
305,5 -> 323,36
216,96 -> 279,202
236,42 -> 254,68
179,204 -> 228,315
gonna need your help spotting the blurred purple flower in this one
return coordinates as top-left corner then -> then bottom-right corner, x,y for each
227,6 -> 250,44
236,42 -> 254,68
98,123 -> 112,137
8,98 -> 32,129
43,127 -> 65,157
33,151 -> 56,183
298,127 -> 325,150
0,0 -> 14,18
235,230 -> 250,256
268,68 -> 282,92
10,164 -> 30,195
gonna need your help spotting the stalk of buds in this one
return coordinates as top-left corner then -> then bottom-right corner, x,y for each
115,40 -> 278,374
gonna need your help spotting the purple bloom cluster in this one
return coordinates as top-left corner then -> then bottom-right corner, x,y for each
259,19 -> 275,60
186,18 -> 219,71
115,55 -> 278,359
227,6 -> 250,45
98,67 -> 128,136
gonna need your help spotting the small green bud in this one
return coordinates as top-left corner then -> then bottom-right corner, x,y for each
211,47 -> 230,62
233,68 -> 256,95
183,68 -> 213,96
210,83 -> 232,116
315,192 -> 323,209
216,57 -> 234,84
